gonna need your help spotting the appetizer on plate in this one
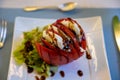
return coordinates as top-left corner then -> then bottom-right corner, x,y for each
13,18 -> 91,78
36,18 -> 89,65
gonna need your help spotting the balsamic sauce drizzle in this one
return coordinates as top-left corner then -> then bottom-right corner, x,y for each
59,70 -> 65,77
77,70 -> 83,77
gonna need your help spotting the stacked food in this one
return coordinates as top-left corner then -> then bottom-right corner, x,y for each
36,18 -> 87,66
13,18 -> 88,77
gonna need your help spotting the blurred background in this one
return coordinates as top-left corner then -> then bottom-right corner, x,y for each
0,0 -> 120,8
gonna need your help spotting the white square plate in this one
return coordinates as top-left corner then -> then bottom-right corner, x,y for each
7,16 -> 111,80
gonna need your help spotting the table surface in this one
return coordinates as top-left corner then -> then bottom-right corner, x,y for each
0,8 -> 120,80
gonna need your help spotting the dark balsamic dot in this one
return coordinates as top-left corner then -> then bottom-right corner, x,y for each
77,70 -> 83,77
59,71 -> 65,77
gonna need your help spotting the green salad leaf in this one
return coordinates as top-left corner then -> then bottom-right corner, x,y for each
13,44 -> 25,65
13,27 -> 53,77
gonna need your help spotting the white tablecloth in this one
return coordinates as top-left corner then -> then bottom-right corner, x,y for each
0,0 -> 120,8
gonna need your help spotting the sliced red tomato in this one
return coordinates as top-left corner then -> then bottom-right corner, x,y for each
69,44 -> 80,60
36,41 -> 84,65
35,43 -> 68,65
41,39 -> 80,63
41,39 -> 56,50
80,40 -> 87,50
41,38 -> 72,62
35,18 -> 87,66
35,43 -> 51,64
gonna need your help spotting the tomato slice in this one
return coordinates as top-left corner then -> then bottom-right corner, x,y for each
41,38 -> 56,50
35,18 -> 87,66
35,43 -> 51,64
35,43 -> 68,65
41,39 -> 78,63
36,40 -> 84,65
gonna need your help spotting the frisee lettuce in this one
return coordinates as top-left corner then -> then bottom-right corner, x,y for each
13,27 -> 54,77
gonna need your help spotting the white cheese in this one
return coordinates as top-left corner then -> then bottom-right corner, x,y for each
54,34 -> 64,49
43,25 -> 64,49
51,25 -> 58,32
73,23 -> 80,36
61,20 -> 69,26
43,19 -> 81,49
43,30 -> 53,42
61,20 -> 81,36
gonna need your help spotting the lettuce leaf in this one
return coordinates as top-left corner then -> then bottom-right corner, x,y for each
13,27 -> 51,77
